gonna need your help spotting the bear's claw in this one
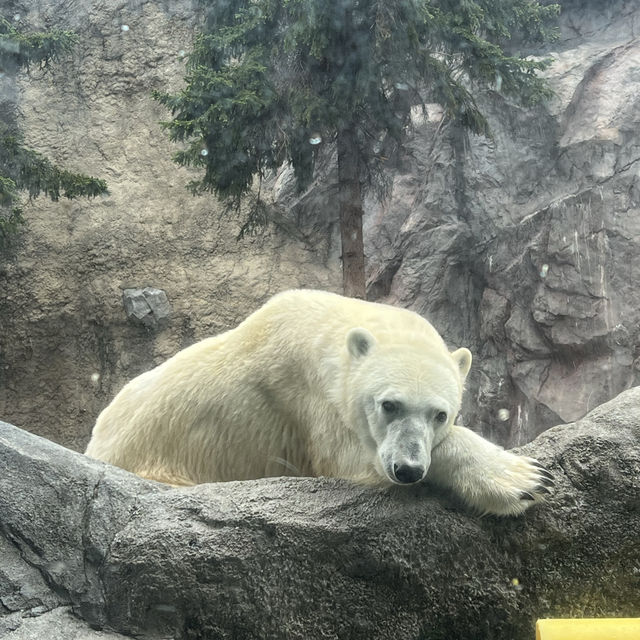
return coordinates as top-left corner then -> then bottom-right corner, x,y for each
535,485 -> 552,495
538,474 -> 554,487
516,458 -> 555,508
491,455 -> 554,515
533,466 -> 554,481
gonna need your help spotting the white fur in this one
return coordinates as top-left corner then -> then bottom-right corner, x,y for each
86,289 -> 551,515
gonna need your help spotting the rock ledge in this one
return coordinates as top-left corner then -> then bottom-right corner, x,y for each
1,387 -> 639,639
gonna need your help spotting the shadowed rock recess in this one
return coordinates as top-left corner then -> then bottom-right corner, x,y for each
1,387 -> 639,639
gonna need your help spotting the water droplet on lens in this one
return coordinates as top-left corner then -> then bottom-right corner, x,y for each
510,577 -> 522,591
498,408 -> 510,421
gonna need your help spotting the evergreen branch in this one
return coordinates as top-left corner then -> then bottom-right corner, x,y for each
0,15 -> 108,249
1,133 -> 107,201
156,0 -> 560,214
0,16 -> 77,72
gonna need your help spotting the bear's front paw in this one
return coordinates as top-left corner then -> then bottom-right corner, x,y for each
480,453 -> 554,516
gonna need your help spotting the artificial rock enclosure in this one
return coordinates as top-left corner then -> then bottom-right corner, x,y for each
0,0 -> 639,451
0,0 -> 639,637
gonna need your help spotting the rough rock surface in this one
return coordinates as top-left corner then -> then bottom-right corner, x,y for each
0,0 -> 639,451
0,607 -> 129,639
0,0 -> 341,452
1,386 -> 639,639
361,0 -> 640,444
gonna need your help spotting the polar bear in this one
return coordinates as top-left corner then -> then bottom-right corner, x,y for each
86,289 -> 552,515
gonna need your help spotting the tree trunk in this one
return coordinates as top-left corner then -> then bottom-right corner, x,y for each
336,128 -> 366,299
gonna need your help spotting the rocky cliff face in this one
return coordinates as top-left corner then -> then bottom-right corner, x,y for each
0,0 -> 341,451
361,0 -> 640,444
0,0 -> 638,449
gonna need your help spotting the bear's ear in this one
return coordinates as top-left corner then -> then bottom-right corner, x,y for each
451,347 -> 472,379
346,328 -> 376,358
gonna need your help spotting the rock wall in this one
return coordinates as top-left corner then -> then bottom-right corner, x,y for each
362,0 -> 640,444
0,0 -> 341,451
0,0 -> 639,449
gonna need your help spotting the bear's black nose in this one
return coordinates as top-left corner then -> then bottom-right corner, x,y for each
393,463 -> 425,484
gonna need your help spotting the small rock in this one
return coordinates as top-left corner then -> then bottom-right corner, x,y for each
122,287 -> 170,329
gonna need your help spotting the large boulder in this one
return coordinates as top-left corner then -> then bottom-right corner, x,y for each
1,387 -> 639,639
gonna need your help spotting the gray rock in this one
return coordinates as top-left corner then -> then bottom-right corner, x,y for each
1,386 -> 639,639
143,288 -> 171,320
1,607 -> 129,639
122,287 -> 171,329
122,289 -> 150,322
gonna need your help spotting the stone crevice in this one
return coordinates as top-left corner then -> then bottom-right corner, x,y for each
0,523 -> 73,611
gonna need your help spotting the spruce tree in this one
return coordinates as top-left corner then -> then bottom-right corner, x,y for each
155,0 -> 559,298
0,16 -> 107,247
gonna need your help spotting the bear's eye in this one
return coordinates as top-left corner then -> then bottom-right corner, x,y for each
435,411 -> 448,424
381,400 -> 398,414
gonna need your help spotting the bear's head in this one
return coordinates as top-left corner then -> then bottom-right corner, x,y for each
346,327 -> 472,485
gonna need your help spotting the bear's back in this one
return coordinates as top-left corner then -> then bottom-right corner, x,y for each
259,289 -> 446,349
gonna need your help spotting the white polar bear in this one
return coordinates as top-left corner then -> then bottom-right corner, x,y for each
86,289 -> 552,515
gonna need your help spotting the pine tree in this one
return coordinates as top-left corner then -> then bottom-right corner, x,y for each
0,16 -> 107,247
155,0 -> 559,298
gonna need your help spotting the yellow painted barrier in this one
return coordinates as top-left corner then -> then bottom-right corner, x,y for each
536,619 -> 640,640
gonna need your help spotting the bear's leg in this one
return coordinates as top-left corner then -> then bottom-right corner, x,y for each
136,468 -> 197,487
427,425 -> 553,516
